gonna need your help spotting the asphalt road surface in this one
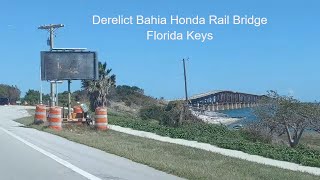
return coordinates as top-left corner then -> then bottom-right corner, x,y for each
0,106 -> 182,180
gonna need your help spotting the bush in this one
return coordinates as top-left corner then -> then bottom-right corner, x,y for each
139,101 -> 199,127
240,123 -> 272,144
109,85 -> 160,108
139,105 -> 165,121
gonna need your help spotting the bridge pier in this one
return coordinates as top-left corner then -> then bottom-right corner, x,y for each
219,104 -> 223,111
209,105 -> 213,111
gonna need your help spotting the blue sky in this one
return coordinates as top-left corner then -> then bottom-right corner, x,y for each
0,0 -> 319,101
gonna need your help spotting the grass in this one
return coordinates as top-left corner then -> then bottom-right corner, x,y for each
107,113 -> 320,168
14,111 -> 320,180
300,132 -> 320,150
277,132 -> 320,151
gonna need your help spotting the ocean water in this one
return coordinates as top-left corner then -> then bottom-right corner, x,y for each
217,108 -> 257,127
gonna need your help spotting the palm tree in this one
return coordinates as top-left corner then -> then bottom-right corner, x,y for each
82,62 -> 116,109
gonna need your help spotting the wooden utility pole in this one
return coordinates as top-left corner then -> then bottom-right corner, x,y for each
182,58 -> 189,102
38,24 -> 64,107
181,58 -> 190,122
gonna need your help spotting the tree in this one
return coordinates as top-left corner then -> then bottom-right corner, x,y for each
24,89 -> 40,105
57,91 -> 76,107
0,84 -> 21,104
73,90 -> 89,102
23,89 -> 50,105
82,61 -> 116,110
254,91 -> 320,148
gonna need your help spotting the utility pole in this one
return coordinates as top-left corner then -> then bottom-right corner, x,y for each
38,24 -> 64,107
182,58 -> 189,103
181,58 -> 189,122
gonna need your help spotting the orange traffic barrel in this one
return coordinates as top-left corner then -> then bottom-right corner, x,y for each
73,106 -> 83,118
48,107 -> 62,130
95,107 -> 108,130
34,104 -> 46,124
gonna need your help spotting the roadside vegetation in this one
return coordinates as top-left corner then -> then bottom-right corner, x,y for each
108,112 -> 320,167
0,84 -> 20,104
15,112 -> 320,180
252,91 -> 320,148
6,61 -> 320,172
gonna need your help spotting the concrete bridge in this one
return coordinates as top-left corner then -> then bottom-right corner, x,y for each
189,90 -> 263,111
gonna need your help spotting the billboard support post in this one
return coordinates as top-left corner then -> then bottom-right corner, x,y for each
68,80 -> 71,119
39,65 -> 42,104
50,82 -> 56,107
56,82 -> 58,106
55,81 -> 63,106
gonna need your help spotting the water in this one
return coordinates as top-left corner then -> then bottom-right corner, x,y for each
218,108 -> 318,132
217,108 -> 257,128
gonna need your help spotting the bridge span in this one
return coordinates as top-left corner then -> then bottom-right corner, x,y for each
189,90 -> 263,111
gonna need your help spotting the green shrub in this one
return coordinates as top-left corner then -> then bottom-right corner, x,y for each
240,123 -> 272,144
109,85 -> 160,108
139,102 -> 182,126
139,105 -> 165,121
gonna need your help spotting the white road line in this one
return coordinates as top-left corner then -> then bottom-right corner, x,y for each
0,127 -> 102,180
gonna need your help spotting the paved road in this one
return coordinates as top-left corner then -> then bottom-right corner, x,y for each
0,106 -> 182,180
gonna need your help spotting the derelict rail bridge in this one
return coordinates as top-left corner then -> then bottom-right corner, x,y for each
189,90 -> 263,111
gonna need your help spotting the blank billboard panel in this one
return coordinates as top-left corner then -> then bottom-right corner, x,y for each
41,51 -> 98,81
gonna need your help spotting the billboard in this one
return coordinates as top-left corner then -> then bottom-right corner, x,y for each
41,51 -> 98,81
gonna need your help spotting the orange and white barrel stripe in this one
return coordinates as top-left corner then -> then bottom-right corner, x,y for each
73,106 -> 83,118
95,107 -> 108,130
34,104 -> 46,124
48,107 -> 62,130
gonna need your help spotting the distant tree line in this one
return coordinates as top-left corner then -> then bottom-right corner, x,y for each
0,84 -> 20,104
22,89 -> 85,107
23,89 -> 49,105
